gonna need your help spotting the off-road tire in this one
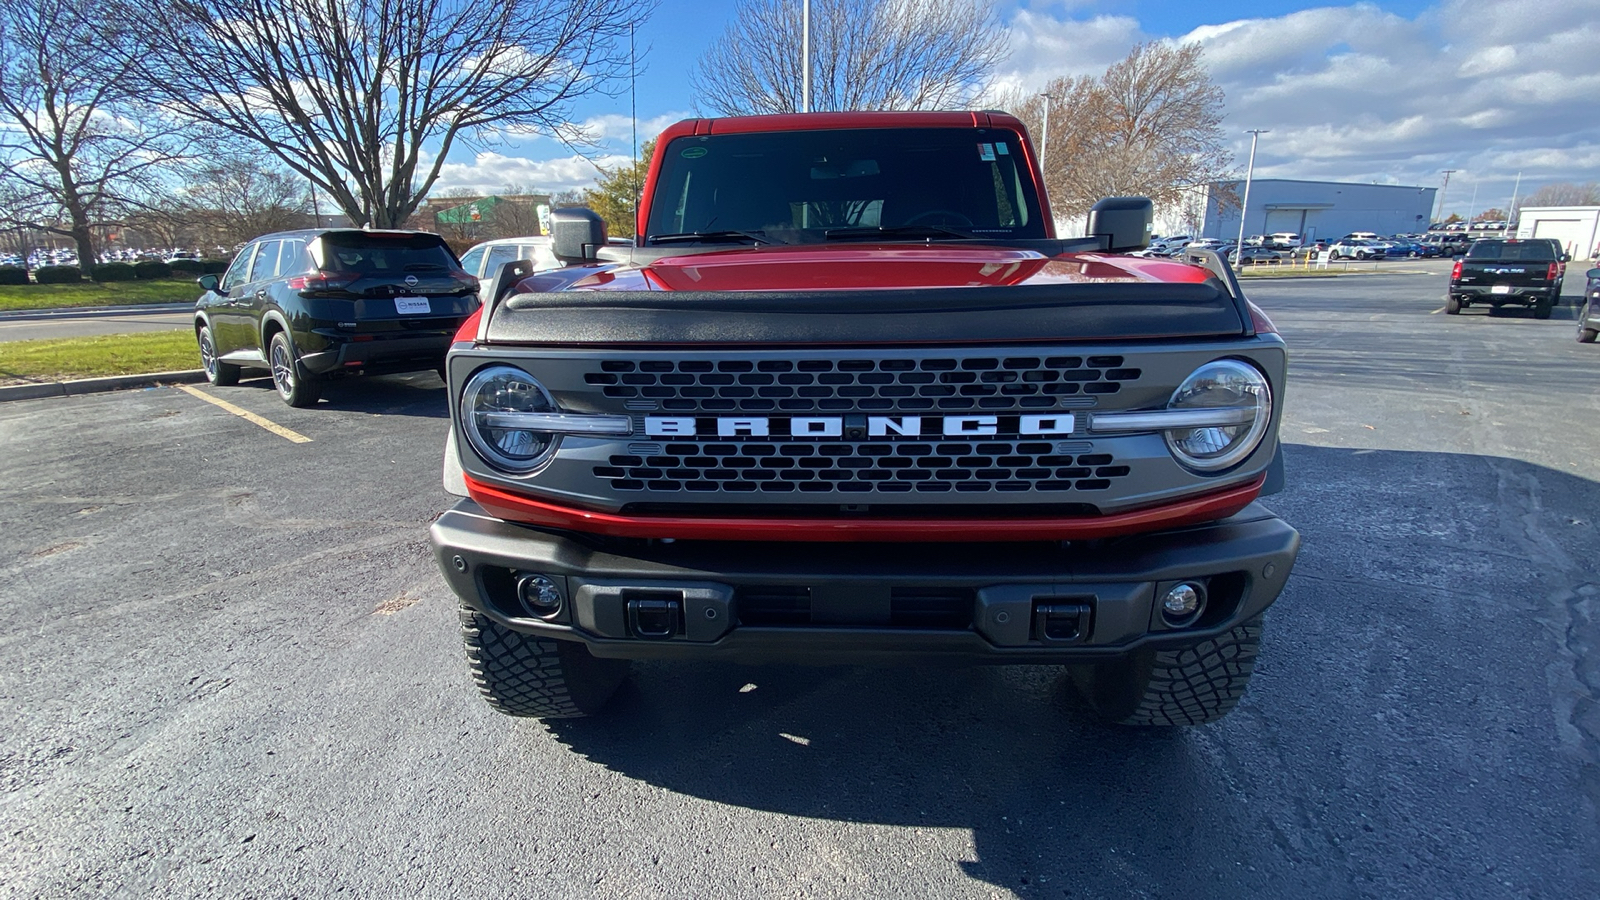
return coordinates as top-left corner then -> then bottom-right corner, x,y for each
1579,302 -> 1597,343
269,331 -> 321,407
459,603 -> 630,718
198,324 -> 240,386
1445,294 -> 1461,315
1076,615 -> 1265,726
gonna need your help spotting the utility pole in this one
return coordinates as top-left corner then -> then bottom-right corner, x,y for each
1236,129 -> 1267,262
801,0 -> 811,113
1435,169 -> 1457,225
1038,96 -> 1051,182
1507,171 -> 1522,233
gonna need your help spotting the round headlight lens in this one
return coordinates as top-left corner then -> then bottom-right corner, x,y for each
1164,359 -> 1272,472
461,365 -> 558,474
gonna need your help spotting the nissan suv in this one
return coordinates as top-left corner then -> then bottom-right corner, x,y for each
194,229 -> 480,406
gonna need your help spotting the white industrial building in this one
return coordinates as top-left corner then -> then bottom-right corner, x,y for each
1515,207 -> 1600,259
1199,179 -> 1438,243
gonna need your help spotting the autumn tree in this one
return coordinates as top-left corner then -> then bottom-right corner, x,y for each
582,142 -> 654,238
693,0 -> 1006,114
1010,42 -> 1232,223
0,0 -> 186,268
119,0 -> 654,229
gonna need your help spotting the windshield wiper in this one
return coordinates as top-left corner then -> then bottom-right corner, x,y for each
824,224 -> 979,241
647,230 -> 785,245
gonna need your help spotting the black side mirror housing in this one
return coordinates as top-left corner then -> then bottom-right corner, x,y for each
196,273 -> 220,292
1087,197 -> 1154,252
550,208 -> 608,264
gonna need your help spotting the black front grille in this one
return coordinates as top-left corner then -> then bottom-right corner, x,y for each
593,440 -> 1131,495
584,355 -> 1141,413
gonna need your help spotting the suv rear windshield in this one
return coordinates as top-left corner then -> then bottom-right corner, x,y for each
310,232 -> 461,274
645,127 -> 1047,242
1465,240 -> 1556,260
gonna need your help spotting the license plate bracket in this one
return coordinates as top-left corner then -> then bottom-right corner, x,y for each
395,295 -> 431,314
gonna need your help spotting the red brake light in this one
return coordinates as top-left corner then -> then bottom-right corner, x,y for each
1548,262 -> 1560,281
1451,260 -> 1462,280
451,270 -> 480,290
288,271 -> 357,291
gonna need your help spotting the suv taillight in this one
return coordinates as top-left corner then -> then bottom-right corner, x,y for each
1451,260 -> 1462,280
288,271 -> 357,291
451,270 -> 480,291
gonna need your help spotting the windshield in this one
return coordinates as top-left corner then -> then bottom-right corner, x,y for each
1465,240 -> 1556,260
644,127 -> 1046,244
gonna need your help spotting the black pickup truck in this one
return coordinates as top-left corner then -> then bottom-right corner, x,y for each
1446,238 -> 1567,317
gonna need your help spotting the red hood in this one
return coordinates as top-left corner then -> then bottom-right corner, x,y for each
558,245 -> 1212,292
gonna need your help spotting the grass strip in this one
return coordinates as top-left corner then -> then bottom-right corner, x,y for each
0,329 -> 197,384
0,279 -> 201,312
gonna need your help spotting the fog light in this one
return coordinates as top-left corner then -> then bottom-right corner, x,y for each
516,574 -> 563,619
1160,582 -> 1206,625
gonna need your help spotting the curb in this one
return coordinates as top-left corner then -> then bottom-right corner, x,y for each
0,302 -> 194,321
0,370 -> 206,403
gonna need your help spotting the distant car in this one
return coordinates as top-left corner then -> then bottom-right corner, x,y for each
458,236 -> 561,303
193,228 -> 480,407
1328,239 -> 1386,260
1580,267 -> 1599,343
1268,232 -> 1303,250
1229,247 -> 1288,265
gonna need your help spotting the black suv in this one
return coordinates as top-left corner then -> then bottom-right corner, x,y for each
193,229 -> 479,406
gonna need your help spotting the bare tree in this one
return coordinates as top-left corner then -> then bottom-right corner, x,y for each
1011,42 -> 1232,223
693,0 -> 1006,115
120,0 -> 654,229
1518,182 -> 1600,211
0,0 -> 186,267
176,156 -> 311,246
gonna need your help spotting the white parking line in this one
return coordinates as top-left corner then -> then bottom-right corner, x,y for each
1431,307 -> 1445,314
175,384 -> 312,443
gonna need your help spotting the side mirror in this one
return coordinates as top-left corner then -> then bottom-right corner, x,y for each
196,273 -> 220,292
1587,268 -> 1600,280
1560,253 -> 1570,262
1087,197 -> 1154,252
550,208 -> 608,264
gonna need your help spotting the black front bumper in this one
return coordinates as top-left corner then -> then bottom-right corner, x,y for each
430,500 -> 1300,665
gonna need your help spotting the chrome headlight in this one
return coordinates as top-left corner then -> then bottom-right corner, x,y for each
460,365 -> 559,474
1163,360 -> 1273,472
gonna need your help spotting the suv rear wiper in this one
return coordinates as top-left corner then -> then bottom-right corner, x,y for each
647,230 -> 785,245
824,224 -> 979,241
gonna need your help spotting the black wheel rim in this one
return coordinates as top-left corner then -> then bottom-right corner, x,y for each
199,330 -> 217,378
271,339 -> 294,398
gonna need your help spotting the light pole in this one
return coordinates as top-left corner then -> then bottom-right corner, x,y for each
1507,171 -> 1522,234
1434,169 -> 1456,226
801,0 -> 811,113
1236,129 -> 1267,261
1466,180 -> 1479,230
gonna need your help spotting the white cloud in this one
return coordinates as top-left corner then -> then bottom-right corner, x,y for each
991,0 -> 1600,217
432,150 -> 635,195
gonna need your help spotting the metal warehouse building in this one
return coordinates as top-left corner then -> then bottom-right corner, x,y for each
1201,179 -> 1438,243
1515,207 -> 1600,259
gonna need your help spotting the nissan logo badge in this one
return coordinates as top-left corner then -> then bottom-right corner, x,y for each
404,275 -> 419,286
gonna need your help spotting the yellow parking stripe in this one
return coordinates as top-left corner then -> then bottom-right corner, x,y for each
175,384 -> 313,443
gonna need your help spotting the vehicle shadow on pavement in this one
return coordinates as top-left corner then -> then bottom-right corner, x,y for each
542,443 -> 1600,897
233,371 -> 449,418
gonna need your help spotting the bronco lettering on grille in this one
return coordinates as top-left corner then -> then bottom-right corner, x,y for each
644,414 -> 1076,438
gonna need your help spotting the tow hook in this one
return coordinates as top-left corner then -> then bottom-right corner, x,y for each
1032,601 -> 1093,645
628,597 -> 681,639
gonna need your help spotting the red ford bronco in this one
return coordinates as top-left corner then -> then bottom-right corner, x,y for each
431,111 -> 1299,726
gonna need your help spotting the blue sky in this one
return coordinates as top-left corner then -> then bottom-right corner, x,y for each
433,0 -> 1600,221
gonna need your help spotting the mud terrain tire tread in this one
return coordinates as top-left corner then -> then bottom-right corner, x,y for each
1081,615 -> 1265,726
459,603 -> 629,718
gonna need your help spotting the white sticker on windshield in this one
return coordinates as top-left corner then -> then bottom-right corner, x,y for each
995,142 -> 1010,155
978,143 -> 996,161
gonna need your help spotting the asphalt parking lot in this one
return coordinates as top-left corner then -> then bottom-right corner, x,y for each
2,265 -> 1598,899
